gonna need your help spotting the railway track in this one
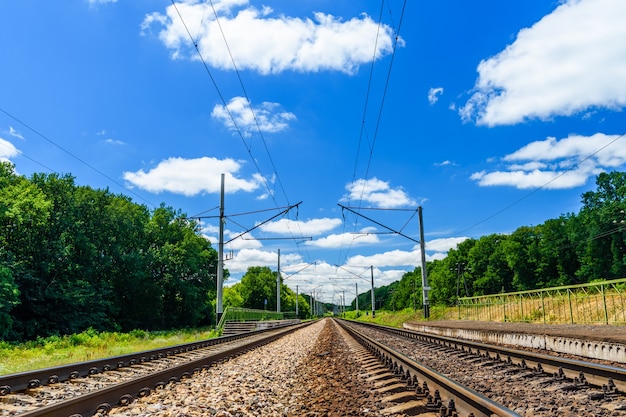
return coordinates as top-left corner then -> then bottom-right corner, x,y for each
0,322 -> 310,417
2,318 -> 526,417
7,318 -> 621,416
342,319 -> 626,416
336,319 -> 521,417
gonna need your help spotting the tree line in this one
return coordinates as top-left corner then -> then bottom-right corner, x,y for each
223,266 -> 312,318
352,171 -> 626,312
3,161 -> 626,341
0,162 -> 218,341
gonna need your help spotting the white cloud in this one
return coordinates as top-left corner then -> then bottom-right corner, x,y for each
506,161 -> 547,171
212,96 -> 296,136
460,0 -> 626,126
8,127 -> 24,140
342,177 -> 417,208
226,247 -> 302,276
425,237 -> 468,252
342,236 -> 459,270
142,1 -> 400,74
470,133 -> 624,189
103,138 -> 126,146
428,87 -> 444,105
308,231 -> 380,249
123,156 -> 264,196
202,221 -> 265,254
505,133 -> 625,165
434,160 -> 455,167
0,137 -> 19,162
470,169 -> 594,189
260,217 -> 341,236
347,248 -> 438,270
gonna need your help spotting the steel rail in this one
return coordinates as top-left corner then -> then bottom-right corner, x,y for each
0,322 -> 298,396
15,321 -> 312,417
347,320 -> 626,394
337,320 -> 521,417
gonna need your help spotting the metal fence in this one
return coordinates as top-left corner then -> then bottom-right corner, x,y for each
457,278 -> 626,324
217,307 -> 284,330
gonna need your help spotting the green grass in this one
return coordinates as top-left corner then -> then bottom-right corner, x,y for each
0,327 -> 219,375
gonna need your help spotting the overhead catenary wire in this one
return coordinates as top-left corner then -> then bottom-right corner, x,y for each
0,107 -> 157,208
359,0 -> 407,187
170,1 -> 273,202
207,0 -> 290,207
0,135 -> 57,174
338,0 -> 388,266
455,131 -> 626,237
349,0 -> 386,191
339,0 -> 409,265
207,0 -> 310,261
171,0 -> 313,263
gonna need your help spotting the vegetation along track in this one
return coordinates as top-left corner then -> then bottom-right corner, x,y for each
1,318 -> 525,417
0,322 -> 310,417
342,320 -> 626,416
101,317 -> 520,417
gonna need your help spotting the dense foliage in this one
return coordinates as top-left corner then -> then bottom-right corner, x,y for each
353,171 -> 626,311
223,266 -> 311,318
0,163 -> 218,341
3,161 -> 626,340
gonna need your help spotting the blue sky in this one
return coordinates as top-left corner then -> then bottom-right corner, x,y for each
1,0 -> 625,303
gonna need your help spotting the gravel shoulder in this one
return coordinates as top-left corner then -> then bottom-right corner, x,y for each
106,319 -> 392,417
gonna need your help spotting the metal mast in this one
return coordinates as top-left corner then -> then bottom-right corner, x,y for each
217,173 -> 225,323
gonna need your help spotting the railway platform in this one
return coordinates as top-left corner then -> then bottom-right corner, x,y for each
404,320 -> 626,364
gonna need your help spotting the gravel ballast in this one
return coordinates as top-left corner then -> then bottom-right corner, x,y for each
105,319 -> 392,417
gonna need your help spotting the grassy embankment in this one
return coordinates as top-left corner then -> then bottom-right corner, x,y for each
5,289 -> 620,376
0,309 -> 443,375
0,327 -> 218,376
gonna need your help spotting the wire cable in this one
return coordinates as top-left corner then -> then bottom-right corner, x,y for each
0,107 -> 157,207
204,0 -> 311,262
455,131 -> 626,237
172,0 -> 310,264
339,0 -> 408,265
0,136 -> 57,173
208,0 -> 290,207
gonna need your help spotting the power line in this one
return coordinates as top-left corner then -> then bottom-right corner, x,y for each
171,0 -> 312,263
0,136 -> 56,173
350,0 -> 386,193
172,0 -> 289,210
360,0 -> 407,185
208,0 -> 290,207
207,0 -> 311,262
339,0 -> 387,267
0,107 -> 157,207
339,0 -> 408,265
455,131 -> 626,237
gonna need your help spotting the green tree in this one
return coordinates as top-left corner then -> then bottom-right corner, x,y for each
577,172 -> 626,281
0,262 -> 19,338
1,166 -> 220,340
430,238 -> 476,302
504,226 -> 542,291
145,206 -> 217,328
469,234 -> 512,295
0,162 -> 51,338
536,217 -> 579,287
238,266 -> 277,310
223,284 -> 244,308
390,269 -> 422,310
